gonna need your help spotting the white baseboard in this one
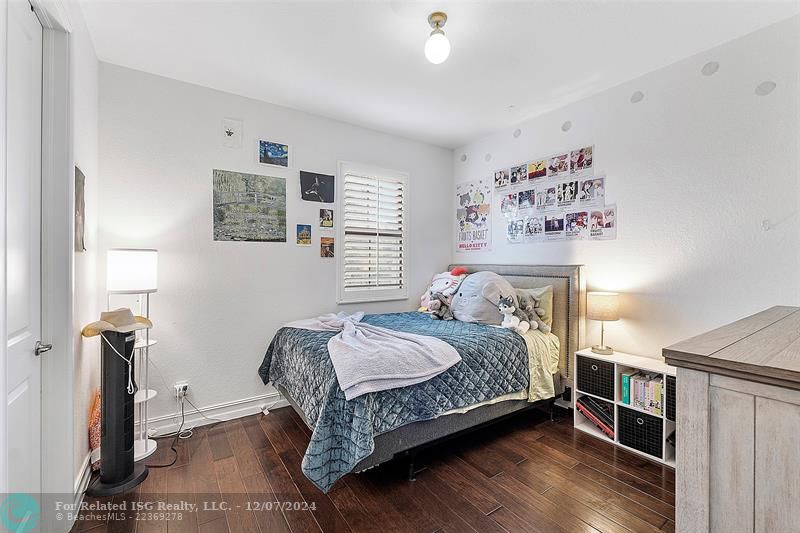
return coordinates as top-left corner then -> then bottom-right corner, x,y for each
67,451 -> 92,532
141,391 -> 288,436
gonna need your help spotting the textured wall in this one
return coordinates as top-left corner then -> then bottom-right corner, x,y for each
453,16 -> 800,358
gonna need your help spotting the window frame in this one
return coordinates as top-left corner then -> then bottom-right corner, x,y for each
336,160 -> 410,304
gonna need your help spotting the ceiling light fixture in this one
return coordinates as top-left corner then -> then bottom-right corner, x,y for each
424,12 -> 450,64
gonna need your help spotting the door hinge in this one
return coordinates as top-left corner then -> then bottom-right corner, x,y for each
34,341 -> 53,356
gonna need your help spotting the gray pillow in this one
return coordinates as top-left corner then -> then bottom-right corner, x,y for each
451,271 -> 516,325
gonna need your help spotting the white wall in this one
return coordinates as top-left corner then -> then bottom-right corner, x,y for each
453,16 -> 800,359
67,0 -> 100,494
97,64 -> 453,423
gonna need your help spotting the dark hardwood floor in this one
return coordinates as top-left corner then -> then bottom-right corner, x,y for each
71,407 -> 675,532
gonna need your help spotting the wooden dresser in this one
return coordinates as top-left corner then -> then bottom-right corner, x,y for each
663,306 -> 800,533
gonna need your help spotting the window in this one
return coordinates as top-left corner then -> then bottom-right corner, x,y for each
337,161 -> 408,303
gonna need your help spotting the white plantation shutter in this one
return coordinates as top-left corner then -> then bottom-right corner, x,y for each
337,163 -> 409,303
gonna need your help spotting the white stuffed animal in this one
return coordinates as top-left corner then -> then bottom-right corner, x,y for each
497,294 -> 530,334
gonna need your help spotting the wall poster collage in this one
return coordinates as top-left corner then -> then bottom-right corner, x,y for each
456,179 -> 492,252
495,145 -> 617,244
213,120 -> 336,257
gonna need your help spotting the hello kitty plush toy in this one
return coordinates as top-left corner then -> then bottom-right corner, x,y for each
498,294 -> 530,334
420,267 -> 468,311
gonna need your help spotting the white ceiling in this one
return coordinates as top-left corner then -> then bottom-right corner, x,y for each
81,1 -> 800,148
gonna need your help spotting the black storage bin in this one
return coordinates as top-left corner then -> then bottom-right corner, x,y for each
576,355 -> 614,400
666,375 -> 676,422
618,406 -> 663,458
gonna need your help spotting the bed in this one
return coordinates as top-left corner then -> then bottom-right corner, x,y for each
258,264 -> 585,492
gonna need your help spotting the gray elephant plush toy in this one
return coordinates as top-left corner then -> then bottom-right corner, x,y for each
450,271 -> 516,325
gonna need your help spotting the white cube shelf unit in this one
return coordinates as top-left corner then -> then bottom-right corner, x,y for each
572,349 -> 676,468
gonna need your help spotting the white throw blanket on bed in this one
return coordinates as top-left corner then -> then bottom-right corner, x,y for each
284,312 -> 462,400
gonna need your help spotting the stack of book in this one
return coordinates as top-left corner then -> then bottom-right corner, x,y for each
576,396 -> 614,438
620,370 -> 663,415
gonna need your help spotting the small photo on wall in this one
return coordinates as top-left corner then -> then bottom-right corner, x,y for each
506,219 -> 524,243
518,189 -> 535,210
510,165 -> 527,185
565,211 -> 589,239
525,215 -> 543,236
547,153 -> 569,178
527,160 -> 547,180
320,237 -> 335,258
590,205 -> 617,240
570,145 -> 593,174
579,176 -> 605,204
300,171 -> 335,203
537,186 -> 556,209
557,180 -> 578,206
545,214 -> 565,234
500,193 -> 517,216
258,139 -> 290,167
222,118 -> 243,148
494,169 -> 510,189
296,224 -> 312,246
320,209 -> 334,229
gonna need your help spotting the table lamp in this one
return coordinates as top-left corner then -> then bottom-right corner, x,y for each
587,291 -> 619,355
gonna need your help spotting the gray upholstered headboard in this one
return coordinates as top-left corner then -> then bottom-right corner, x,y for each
449,264 -> 586,387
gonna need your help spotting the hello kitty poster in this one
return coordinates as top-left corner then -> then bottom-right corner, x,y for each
456,179 -> 492,252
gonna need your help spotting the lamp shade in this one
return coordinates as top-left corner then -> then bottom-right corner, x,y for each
107,249 -> 158,294
587,291 -> 619,322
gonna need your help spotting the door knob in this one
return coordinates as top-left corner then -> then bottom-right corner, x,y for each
34,341 -> 53,356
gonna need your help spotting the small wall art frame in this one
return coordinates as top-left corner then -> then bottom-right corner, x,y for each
258,139 -> 291,168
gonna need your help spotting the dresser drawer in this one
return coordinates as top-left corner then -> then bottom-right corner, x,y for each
576,355 -> 614,400
618,406 -> 663,458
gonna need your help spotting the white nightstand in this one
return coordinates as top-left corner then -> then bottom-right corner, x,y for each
572,348 -> 677,468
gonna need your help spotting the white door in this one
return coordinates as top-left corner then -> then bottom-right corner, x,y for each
6,0 -> 43,494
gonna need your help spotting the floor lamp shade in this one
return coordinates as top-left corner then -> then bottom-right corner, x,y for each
107,249 -> 158,294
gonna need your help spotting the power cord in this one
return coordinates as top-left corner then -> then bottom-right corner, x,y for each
144,395 -> 185,468
145,394 -> 229,468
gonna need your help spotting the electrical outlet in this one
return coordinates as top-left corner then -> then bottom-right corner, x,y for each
174,381 -> 189,399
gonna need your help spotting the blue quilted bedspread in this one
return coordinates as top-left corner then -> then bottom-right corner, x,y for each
258,312 -> 529,492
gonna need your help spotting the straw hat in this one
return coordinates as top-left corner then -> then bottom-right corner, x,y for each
81,308 -> 152,338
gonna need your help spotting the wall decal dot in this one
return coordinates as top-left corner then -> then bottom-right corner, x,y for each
755,81 -> 776,96
484,153 -> 492,162
630,91 -> 644,104
701,61 -> 720,76
513,128 -> 522,138
460,154 -> 467,162
561,120 -> 572,132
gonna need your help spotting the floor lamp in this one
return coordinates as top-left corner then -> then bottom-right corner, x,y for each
107,248 -> 159,461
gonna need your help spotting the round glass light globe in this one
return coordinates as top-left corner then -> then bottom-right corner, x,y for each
425,32 -> 450,64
